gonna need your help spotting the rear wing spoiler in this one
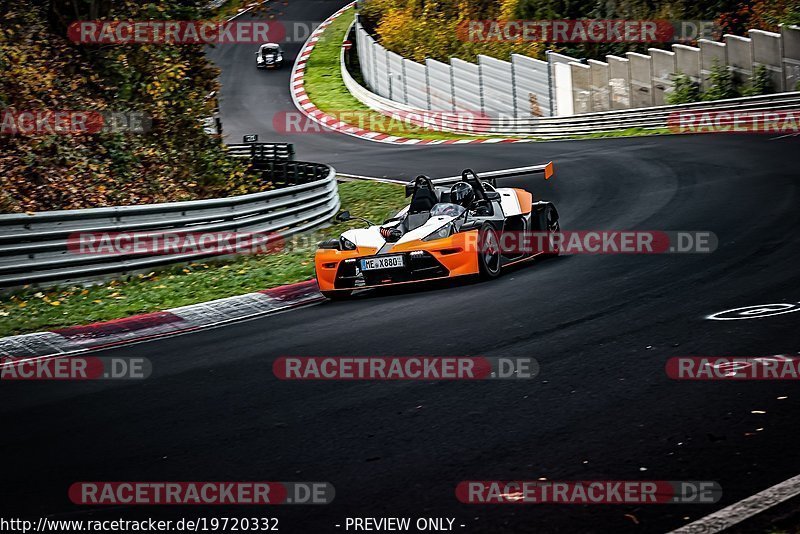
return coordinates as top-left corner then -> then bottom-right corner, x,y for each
404,162 -> 554,196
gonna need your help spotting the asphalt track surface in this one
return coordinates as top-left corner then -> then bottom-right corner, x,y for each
1,1 -> 799,532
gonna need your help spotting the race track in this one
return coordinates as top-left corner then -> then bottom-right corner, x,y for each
1,1 -> 798,532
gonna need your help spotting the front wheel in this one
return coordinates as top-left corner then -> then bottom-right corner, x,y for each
321,290 -> 353,300
478,223 -> 502,279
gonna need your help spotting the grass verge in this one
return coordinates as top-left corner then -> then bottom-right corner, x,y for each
210,0 -> 248,21
552,127 -> 673,140
0,181 -> 406,337
211,0 -> 282,22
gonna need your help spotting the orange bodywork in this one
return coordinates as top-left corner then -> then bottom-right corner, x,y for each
314,230 -> 480,292
544,161 -> 554,180
513,188 -> 533,214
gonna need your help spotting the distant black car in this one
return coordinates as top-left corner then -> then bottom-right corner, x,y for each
256,43 -> 284,69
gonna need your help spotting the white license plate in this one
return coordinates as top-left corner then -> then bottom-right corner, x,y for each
361,255 -> 404,271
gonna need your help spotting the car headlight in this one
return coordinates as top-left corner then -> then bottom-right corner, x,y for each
422,223 -> 452,241
276,54 -> 283,61
340,236 -> 357,250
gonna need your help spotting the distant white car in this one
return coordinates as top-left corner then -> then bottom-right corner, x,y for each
256,43 -> 284,69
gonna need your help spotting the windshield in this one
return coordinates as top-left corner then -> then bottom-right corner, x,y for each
429,202 -> 465,218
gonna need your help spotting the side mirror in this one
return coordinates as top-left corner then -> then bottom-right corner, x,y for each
255,52 -> 260,55
336,211 -> 351,222
318,238 -> 341,250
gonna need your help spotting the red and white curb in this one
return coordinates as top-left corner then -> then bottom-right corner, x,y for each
0,280 -> 323,362
288,4 -> 531,146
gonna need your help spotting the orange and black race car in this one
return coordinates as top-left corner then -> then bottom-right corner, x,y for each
315,164 -> 559,299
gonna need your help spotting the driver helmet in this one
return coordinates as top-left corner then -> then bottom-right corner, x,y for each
450,181 -> 475,208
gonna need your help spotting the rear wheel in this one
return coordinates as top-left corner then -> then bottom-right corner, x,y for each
478,223 -> 502,279
544,205 -> 560,256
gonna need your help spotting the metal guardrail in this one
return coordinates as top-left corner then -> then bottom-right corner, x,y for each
473,93 -> 800,135
341,23 -> 800,138
0,162 -> 339,288
226,143 -> 295,162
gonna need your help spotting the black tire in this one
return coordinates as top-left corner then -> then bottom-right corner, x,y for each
544,204 -> 561,257
321,290 -> 353,300
478,223 -> 502,279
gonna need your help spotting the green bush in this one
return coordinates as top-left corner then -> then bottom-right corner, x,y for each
702,61 -> 738,101
742,64 -> 774,96
667,74 -> 701,104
